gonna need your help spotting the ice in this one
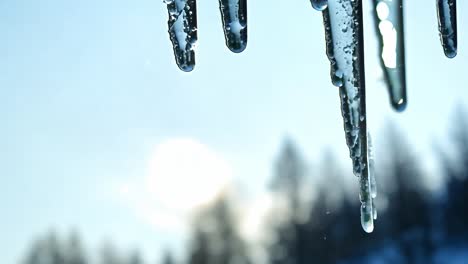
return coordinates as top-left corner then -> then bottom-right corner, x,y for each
368,133 -> 377,221
218,0 -> 248,53
165,0 -> 198,72
320,0 -> 375,232
373,0 -> 407,111
310,0 -> 327,11
361,203 -> 374,233
368,133 -> 377,200
372,200 -> 377,220
322,0 -> 367,179
437,0 -> 457,58
359,152 -> 374,233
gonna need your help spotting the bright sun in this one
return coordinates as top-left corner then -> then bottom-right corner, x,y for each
145,138 -> 232,213
116,137 -> 270,241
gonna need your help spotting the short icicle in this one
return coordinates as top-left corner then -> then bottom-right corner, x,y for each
436,0 -> 457,58
218,0 -> 248,53
373,0 -> 407,111
164,0 -> 198,72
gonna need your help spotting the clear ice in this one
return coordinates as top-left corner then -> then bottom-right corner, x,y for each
318,0 -> 375,233
310,0 -> 327,11
436,0 -> 457,58
218,0 -> 248,53
368,133 -> 377,220
373,0 -> 407,111
164,0 -> 198,72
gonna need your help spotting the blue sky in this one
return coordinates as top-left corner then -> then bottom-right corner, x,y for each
1,0 -> 467,263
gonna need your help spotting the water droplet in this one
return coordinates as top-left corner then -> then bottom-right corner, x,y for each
361,204 -> 374,233
311,0 -> 328,11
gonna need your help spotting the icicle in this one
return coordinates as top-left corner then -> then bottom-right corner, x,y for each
165,0 -> 198,72
320,0 -> 374,233
436,0 -> 457,58
218,0 -> 248,53
373,0 -> 407,111
321,0 -> 367,179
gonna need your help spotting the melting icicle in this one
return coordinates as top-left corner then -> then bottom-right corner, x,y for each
320,0 -> 374,233
164,0 -> 198,72
218,0 -> 247,53
373,0 -> 407,111
436,0 -> 457,58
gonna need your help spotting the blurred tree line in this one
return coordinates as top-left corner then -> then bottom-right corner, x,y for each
21,109 -> 468,264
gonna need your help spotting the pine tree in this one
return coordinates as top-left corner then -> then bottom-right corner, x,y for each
268,139 -> 307,264
382,124 -> 432,263
66,231 -> 87,264
187,195 -> 251,264
161,250 -> 175,264
442,106 -> 468,237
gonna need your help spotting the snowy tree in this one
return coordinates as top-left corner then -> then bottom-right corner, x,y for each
99,242 -> 124,264
66,231 -> 87,264
161,250 -> 175,264
187,195 -> 251,264
381,124 -> 432,263
270,138 -> 307,221
441,107 -> 468,237
127,251 -> 143,264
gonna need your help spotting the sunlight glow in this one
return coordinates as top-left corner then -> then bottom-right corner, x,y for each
146,138 -> 233,212
116,138 -> 233,232
379,20 -> 397,69
376,2 -> 390,20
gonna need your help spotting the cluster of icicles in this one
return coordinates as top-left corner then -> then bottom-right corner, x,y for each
163,0 -> 458,232
163,0 -> 247,71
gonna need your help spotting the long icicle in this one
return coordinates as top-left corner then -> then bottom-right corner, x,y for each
218,0 -> 248,53
436,0 -> 457,58
165,0 -> 198,72
373,0 -> 407,111
321,0 -> 375,233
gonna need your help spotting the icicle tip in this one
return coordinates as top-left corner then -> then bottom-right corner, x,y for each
391,98 -> 407,112
227,42 -> 247,53
178,64 -> 195,72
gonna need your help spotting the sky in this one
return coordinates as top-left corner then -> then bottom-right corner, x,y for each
1,0 -> 468,263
